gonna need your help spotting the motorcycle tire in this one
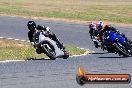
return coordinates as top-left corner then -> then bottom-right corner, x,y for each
113,43 -> 129,57
63,51 -> 69,59
41,42 -> 56,60
94,41 -> 99,48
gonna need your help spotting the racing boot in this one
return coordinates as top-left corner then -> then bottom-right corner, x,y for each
57,42 -> 65,51
51,33 -> 65,50
60,43 -> 65,50
122,34 -> 132,44
125,38 -> 132,54
127,39 -> 132,44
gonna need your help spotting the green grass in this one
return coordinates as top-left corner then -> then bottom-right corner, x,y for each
0,0 -> 132,23
0,38 -> 87,61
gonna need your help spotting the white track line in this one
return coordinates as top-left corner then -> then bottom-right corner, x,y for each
0,60 -> 25,63
0,37 -> 30,42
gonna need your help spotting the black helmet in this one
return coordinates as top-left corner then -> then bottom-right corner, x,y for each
27,21 -> 36,30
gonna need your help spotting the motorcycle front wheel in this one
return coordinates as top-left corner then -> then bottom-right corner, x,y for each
41,42 -> 56,60
63,51 -> 69,59
113,43 -> 129,57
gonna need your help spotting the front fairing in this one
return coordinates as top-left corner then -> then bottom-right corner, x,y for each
104,31 -> 127,45
33,30 -> 47,44
107,31 -> 117,42
33,30 -> 65,57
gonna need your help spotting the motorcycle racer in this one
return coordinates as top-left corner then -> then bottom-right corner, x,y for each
97,21 -> 132,43
88,22 -> 101,48
97,21 -> 132,52
89,22 -> 98,39
27,21 -> 64,54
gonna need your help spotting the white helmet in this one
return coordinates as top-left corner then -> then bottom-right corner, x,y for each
89,22 -> 97,30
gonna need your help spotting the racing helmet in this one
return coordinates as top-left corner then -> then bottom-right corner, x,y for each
89,22 -> 97,30
97,21 -> 104,31
27,21 -> 36,30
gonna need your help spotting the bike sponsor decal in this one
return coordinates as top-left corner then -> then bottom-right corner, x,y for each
76,67 -> 131,85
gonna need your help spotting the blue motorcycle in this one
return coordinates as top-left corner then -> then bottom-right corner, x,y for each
103,30 -> 131,57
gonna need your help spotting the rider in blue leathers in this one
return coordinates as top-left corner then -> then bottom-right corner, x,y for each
97,21 -> 132,52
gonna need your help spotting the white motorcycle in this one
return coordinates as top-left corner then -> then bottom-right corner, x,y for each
33,30 -> 69,60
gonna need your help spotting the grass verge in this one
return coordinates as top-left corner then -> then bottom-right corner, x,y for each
0,38 -> 88,61
0,0 -> 132,23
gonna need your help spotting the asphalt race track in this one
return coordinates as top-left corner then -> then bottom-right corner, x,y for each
0,16 -> 132,88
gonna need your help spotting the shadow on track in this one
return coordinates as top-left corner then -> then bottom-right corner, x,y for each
98,56 -> 128,58
89,52 -> 129,58
27,58 -> 54,60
